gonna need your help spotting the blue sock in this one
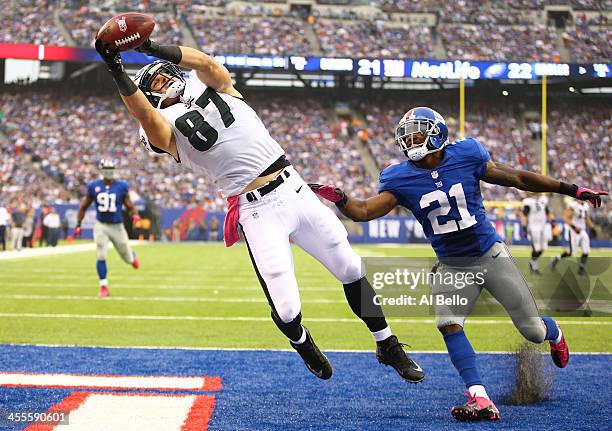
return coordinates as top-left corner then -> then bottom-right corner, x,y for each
96,260 -> 107,280
541,316 -> 559,341
443,330 -> 482,388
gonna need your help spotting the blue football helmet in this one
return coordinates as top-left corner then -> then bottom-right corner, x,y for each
395,107 -> 449,161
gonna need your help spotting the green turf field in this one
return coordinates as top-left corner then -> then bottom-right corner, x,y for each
0,242 -> 610,352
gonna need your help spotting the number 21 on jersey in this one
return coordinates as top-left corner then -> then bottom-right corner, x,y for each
420,183 -> 476,234
97,192 -> 117,213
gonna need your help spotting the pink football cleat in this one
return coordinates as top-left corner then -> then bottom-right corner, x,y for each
99,285 -> 109,298
550,330 -> 570,368
132,258 -> 140,269
451,392 -> 500,421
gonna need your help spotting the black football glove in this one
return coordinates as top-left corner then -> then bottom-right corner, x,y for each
135,39 -> 159,55
95,39 -> 123,74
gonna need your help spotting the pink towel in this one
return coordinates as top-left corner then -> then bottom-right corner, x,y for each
224,195 -> 240,247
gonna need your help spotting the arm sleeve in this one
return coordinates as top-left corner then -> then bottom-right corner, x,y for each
87,182 -> 95,198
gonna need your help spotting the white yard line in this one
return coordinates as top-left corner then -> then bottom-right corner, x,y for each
1,342 -> 610,355
0,312 -> 609,325
0,293 -> 345,304
0,241 -> 145,261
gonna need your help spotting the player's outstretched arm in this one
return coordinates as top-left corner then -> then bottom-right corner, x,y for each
308,184 -> 398,222
482,160 -> 608,208
94,40 -> 177,159
137,40 -> 242,98
75,195 -> 94,237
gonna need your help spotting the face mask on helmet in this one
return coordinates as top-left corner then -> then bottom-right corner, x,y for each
133,61 -> 186,109
99,159 -> 115,180
395,107 -> 449,161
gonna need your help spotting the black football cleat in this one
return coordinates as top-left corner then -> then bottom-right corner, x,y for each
550,256 -> 561,270
376,335 -> 425,383
290,327 -> 332,380
451,392 -> 501,421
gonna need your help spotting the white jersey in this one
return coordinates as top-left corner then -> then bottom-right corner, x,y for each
140,70 -> 284,196
522,197 -> 547,227
568,200 -> 588,230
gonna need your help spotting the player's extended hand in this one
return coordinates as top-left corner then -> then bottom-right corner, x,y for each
94,39 -> 123,74
135,39 -> 158,56
308,183 -> 348,207
74,226 -> 81,238
132,214 -> 142,226
575,186 -> 608,208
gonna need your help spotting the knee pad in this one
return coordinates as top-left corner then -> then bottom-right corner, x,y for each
338,254 -> 364,285
274,300 -> 302,323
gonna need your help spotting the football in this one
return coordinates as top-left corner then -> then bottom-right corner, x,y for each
96,12 -> 155,52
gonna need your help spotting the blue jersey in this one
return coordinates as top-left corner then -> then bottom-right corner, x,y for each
379,138 -> 501,258
87,179 -> 129,224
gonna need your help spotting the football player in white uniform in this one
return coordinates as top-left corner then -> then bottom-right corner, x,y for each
551,200 -> 595,275
521,195 -> 554,274
94,38 -> 425,382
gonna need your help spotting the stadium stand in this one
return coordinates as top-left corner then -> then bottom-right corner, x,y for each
313,19 -> 434,58
186,15 -> 313,56
440,24 -> 561,62
0,4 -> 66,46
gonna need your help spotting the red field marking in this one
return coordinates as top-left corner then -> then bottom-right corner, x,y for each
23,392 -> 89,431
181,395 -> 217,431
23,392 -> 218,431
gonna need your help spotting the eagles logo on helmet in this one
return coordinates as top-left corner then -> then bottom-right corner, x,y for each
395,106 -> 449,161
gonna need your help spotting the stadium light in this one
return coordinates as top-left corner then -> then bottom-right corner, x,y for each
502,90 -> 509,96
569,86 -> 576,92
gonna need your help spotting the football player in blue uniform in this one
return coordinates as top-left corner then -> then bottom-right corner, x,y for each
75,159 -> 141,297
310,107 -> 607,421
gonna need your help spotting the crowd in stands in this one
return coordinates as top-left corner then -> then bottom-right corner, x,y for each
0,4 -> 65,46
547,102 -> 611,196
566,15 -> 611,63
186,15 -> 312,56
441,23 -> 561,62
0,82 -> 610,239
314,19 -> 433,58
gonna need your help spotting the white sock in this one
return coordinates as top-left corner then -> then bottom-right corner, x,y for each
468,385 -> 490,400
554,328 -> 563,345
292,326 -> 307,345
531,259 -> 538,270
372,327 -> 393,342
99,279 -> 108,287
